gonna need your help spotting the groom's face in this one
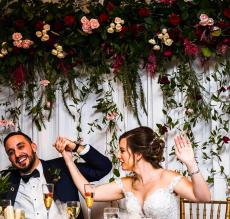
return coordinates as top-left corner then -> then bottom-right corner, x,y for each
4,135 -> 38,173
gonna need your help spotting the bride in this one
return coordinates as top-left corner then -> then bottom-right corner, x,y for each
54,126 -> 211,218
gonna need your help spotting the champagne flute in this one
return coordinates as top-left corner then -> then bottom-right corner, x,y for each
42,183 -> 54,219
66,201 -> 80,219
84,183 -> 95,219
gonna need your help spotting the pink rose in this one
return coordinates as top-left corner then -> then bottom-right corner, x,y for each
199,14 -> 209,26
21,39 -> 33,49
40,80 -> 50,87
13,40 -> 22,48
12,32 -> 23,41
80,16 -> 89,24
90,19 -> 100,29
82,23 -> 92,34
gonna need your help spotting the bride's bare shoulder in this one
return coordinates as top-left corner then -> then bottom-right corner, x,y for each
161,169 -> 182,182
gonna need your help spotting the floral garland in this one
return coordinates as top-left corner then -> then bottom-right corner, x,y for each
0,0 -> 229,185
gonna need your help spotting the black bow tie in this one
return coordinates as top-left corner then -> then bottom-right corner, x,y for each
21,169 -> 40,183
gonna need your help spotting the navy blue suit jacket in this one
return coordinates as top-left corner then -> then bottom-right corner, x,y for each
0,146 -> 112,219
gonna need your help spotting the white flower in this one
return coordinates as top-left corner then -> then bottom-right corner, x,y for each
207,18 -> 214,26
57,52 -> 65,59
114,17 -> 124,24
51,49 -> 58,56
162,28 -> 168,34
153,45 -> 160,50
35,31 -> 42,38
56,45 -> 63,51
110,23 -> 115,28
115,24 -> 122,32
41,34 -> 49,41
148,39 -> 156,45
107,27 -> 114,34
163,33 -> 169,39
43,24 -> 50,31
164,38 -> 173,46
1,49 -> 8,55
157,33 -> 163,39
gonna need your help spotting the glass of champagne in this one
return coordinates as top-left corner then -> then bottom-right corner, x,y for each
84,183 -> 95,219
66,201 -> 80,219
42,183 -> 54,219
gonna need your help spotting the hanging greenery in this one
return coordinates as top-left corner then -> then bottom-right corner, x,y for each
0,0 -> 229,185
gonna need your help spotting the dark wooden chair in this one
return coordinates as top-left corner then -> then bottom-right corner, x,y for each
180,197 -> 230,219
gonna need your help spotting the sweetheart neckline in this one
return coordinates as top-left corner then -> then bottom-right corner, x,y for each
125,187 -> 171,209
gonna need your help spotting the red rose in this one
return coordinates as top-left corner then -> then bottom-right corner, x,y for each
98,12 -> 109,23
12,64 -> 26,87
223,37 -> 230,45
168,13 -> 181,26
138,8 -> 150,17
160,0 -> 176,4
64,15 -> 76,26
35,21 -> 44,30
15,19 -> 25,29
163,49 -> 173,57
159,75 -> 170,85
184,38 -> 199,56
223,136 -> 230,143
223,8 -> 230,19
106,2 -> 115,12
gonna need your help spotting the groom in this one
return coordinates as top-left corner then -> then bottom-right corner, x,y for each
0,131 -> 112,219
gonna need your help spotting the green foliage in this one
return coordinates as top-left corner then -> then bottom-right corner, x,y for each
0,172 -> 10,199
0,0 -> 229,184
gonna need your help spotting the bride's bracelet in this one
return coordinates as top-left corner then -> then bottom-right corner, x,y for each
189,168 -> 200,177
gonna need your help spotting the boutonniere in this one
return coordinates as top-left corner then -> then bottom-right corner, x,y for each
48,168 -> 61,184
0,171 -> 10,196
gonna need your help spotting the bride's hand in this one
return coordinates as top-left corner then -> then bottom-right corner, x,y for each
174,135 -> 196,167
53,137 -> 74,162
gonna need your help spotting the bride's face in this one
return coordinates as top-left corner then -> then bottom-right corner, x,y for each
117,137 -> 135,171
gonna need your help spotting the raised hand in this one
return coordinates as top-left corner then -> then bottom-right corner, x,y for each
53,137 -> 76,153
174,135 -> 196,167
53,137 -> 74,162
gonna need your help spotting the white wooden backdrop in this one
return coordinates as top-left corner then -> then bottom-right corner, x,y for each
0,72 -> 229,218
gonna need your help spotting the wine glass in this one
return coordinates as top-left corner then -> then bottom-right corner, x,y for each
66,201 -> 80,219
84,183 -> 95,219
42,183 -> 54,219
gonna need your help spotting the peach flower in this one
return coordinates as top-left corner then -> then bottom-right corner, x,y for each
12,32 -> 23,41
90,19 -> 100,29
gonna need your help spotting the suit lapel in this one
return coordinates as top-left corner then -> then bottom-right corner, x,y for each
7,170 -> 21,204
40,160 -> 53,184
40,160 -> 59,201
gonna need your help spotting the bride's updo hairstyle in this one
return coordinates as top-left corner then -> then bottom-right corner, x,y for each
119,126 -> 165,168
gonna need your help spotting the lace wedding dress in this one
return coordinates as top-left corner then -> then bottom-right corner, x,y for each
115,175 -> 182,219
